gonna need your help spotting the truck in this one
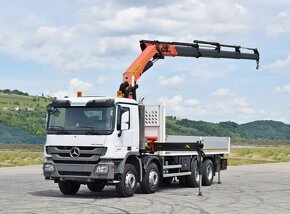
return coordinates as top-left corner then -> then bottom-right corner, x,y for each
43,40 -> 259,197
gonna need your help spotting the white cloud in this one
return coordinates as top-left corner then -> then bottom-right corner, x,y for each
267,54 -> 290,74
160,95 -> 184,113
208,97 -> 254,115
159,75 -> 185,88
52,78 -> 93,98
52,90 -> 72,98
185,99 -> 200,107
206,89 -> 255,121
0,0 -> 256,73
267,11 -> 290,37
276,84 -> 290,93
159,91 -> 255,123
69,78 -> 93,91
278,12 -> 288,18
210,88 -> 233,97
159,95 -> 201,114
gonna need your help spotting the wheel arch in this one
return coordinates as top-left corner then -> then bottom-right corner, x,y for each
125,155 -> 142,182
140,155 -> 163,177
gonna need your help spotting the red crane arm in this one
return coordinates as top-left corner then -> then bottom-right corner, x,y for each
118,40 -> 259,100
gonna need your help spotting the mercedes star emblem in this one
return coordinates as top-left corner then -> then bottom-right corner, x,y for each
70,147 -> 80,158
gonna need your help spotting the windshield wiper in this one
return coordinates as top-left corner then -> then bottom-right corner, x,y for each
48,126 -> 70,134
77,125 -> 95,130
49,125 -> 65,130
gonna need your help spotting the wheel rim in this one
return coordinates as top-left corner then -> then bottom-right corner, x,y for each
149,169 -> 158,188
207,165 -> 213,180
125,171 -> 136,191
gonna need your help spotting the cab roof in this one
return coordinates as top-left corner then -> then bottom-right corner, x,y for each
51,96 -> 138,107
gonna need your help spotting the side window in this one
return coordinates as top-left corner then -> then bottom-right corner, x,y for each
117,106 -> 130,130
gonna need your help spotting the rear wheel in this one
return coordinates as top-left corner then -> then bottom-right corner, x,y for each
58,181 -> 80,195
116,164 -> 137,197
87,181 -> 106,192
202,159 -> 214,186
141,162 -> 160,194
186,159 -> 199,187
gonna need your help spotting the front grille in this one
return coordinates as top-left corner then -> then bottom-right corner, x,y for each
57,153 -> 93,158
59,171 -> 91,176
54,160 -> 99,164
46,146 -> 106,165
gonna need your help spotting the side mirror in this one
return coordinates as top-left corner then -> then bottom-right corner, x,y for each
47,104 -> 55,113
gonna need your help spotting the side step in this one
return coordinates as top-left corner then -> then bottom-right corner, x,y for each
163,164 -> 182,169
163,172 -> 192,178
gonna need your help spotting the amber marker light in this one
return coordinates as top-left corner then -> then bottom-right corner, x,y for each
77,91 -> 83,97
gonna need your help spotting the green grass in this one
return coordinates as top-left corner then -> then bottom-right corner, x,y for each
0,152 -> 43,167
0,144 -> 43,167
228,148 -> 290,166
231,139 -> 290,147
0,92 -> 49,109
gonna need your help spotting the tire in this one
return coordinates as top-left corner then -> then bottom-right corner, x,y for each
58,181 -> 80,195
185,159 -> 199,188
162,177 -> 173,186
141,162 -> 160,194
179,176 -> 188,187
87,181 -> 106,192
202,159 -> 214,186
116,164 -> 137,197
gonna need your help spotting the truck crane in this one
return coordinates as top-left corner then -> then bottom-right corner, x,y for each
118,40 -> 259,100
43,39 -> 259,197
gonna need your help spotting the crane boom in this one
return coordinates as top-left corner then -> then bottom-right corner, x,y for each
118,40 -> 260,100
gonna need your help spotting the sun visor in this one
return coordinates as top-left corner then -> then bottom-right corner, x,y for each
86,99 -> 115,107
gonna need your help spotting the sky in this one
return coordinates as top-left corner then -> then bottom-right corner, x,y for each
0,0 -> 290,124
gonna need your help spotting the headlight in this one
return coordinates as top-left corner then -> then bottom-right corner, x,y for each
43,163 -> 55,173
94,164 -> 109,174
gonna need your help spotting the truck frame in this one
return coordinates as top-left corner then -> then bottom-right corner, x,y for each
43,39 -> 259,197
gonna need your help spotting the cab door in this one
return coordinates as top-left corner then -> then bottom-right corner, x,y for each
116,105 -> 133,150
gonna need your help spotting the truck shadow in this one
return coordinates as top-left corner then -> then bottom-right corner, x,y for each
29,182 -> 197,199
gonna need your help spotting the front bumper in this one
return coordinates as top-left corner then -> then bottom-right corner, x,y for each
43,160 -> 115,182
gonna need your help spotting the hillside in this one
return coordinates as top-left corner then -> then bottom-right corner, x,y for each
241,120 -> 290,140
0,91 -> 49,136
166,116 -> 290,140
0,91 -> 290,144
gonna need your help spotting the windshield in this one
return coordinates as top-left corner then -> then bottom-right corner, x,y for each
47,106 -> 115,135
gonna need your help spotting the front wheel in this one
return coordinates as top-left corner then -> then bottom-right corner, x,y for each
58,181 -> 80,195
116,164 -> 137,197
141,162 -> 160,194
